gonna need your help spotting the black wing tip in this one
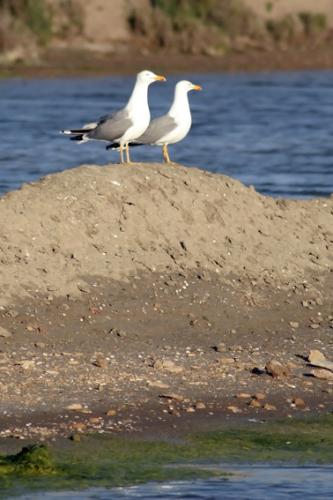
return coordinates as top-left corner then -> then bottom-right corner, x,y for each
106,142 -> 119,150
106,142 -> 144,150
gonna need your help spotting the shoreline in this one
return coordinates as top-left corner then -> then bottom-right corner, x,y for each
0,269 -> 332,445
2,43 -> 333,78
2,413 -> 333,496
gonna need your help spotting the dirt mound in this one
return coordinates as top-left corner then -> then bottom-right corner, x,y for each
0,163 -> 332,306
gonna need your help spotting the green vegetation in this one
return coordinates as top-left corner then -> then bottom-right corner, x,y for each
151,0 -> 259,37
266,15 -> 296,42
129,0 -> 261,54
0,444 -> 55,475
0,0 -> 52,45
129,1 -> 331,53
192,415 -> 333,463
0,0 -> 331,60
266,10 -> 327,43
265,2 -> 273,14
299,12 -> 327,36
24,0 -> 52,45
1,415 -> 333,496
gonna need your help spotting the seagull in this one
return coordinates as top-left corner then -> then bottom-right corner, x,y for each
61,70 -> 166,163
106,80 -> 201,163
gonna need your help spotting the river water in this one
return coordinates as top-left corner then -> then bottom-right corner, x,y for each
1,70 -> 333,198
14,465 -> 333,499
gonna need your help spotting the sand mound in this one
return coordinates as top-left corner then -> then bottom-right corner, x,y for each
0,163 -> 332,305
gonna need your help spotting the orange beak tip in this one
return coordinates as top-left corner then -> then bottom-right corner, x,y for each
156,75 -> 167,82
194,84 -> 202,91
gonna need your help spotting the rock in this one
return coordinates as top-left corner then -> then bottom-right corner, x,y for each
0,327 -> 11,338
251,367 -> 265,375
110,328 -> 127,338
89,417 -> 102,424
309,323 -> 320,329
248,399 -> 261,408
293,397 -> 305,407
69,433 -> 81,442
154,359 -> 183,374
308,358 -> 333,372
195,401 -> 206,410
227,405 -> 242,414
253,392 -> 266,400
289,321 -> 299,329
186,406 -> 196,413
66,403 -> 83,411
20,360 -> 35,370
71,422 -> 87,431
93,355 -> 108,369
229,345 -> 243,352
263,403 -> 277,411
6,310 -> 18,318
34,342 -> 45,348
236,392 -> 251,399
213,343 -> 226,353
218,357 -> 235,366
310,368 -> 333,381
147,380 -> 170,389
302,300 -> 312,308
45,370 -> 59,375
308,350 -> 326,364
159,393 -> 184,402
106,409 -> 117,416
265,360 -> 290,378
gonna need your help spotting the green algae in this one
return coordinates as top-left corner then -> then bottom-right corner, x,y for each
0,444 -> 55,476
191,416 -> 333,463
1,415 -> 333,496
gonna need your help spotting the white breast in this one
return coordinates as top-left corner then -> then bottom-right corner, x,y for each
123,105 -> 150,142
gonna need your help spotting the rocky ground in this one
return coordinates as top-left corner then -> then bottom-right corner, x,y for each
0,163 -> 332,446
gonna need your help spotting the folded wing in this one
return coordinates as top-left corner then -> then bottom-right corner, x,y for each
89,109 -> 133,142
137,114 -> 177,144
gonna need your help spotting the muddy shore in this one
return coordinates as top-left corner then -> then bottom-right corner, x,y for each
0,163 -> 332,444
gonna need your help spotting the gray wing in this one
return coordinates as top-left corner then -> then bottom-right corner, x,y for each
137,114 -> 177,144
89,108 -> 133,141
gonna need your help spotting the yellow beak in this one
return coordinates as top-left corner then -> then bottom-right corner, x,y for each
193,84 -> 202,91
155,74 -> 167,82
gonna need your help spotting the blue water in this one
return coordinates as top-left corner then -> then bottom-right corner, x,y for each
1,71 -> 333,198
13,465 -> 333,499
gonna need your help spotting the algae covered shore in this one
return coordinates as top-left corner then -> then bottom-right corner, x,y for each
1,415 -> 333,497
0,162 -> 332,489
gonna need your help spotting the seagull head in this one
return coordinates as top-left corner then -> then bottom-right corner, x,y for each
176,80 -> 202,93
137,70 -> 166,85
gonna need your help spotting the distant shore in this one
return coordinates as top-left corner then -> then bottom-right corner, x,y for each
2,42 -> 333,78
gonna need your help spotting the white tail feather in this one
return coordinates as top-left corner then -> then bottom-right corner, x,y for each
76,136 -> 89,144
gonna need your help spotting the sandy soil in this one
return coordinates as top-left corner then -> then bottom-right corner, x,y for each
0,163 -> 332,443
